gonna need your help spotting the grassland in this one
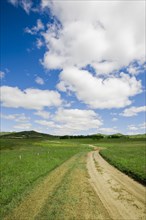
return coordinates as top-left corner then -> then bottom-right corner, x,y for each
0,138 -> 90,218
5,152 -> 110,220
0,134 -> 146,219
97,138 -> 146,185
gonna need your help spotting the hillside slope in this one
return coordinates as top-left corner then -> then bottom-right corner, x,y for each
0,130 -> 55,139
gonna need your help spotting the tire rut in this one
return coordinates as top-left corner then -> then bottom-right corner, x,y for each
4,154 -> 80,220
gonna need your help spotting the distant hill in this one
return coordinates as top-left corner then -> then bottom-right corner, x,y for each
0,130 -> 55,139
113,133 -> 124,136
128,134 -> 146,139
109,133 -> 125,138
107,133 -> 146,139
0,132 -> 14,136
0,130 -> 145,139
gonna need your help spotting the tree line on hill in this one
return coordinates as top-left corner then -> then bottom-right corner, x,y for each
0,130 -> 130,139
59,134 -> 129,139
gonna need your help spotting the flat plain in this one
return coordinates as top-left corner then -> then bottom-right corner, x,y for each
0,135 -> 146,219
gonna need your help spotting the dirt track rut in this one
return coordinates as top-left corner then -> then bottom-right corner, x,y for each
87,149 -> 146,220
5,155 -> 79,220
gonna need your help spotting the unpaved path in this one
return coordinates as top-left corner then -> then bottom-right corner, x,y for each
87,148 -> 146,220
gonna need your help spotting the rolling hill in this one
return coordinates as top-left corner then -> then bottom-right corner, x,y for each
0,130 -> 55,139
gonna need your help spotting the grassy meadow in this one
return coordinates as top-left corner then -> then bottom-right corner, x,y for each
0,134 -> 145,219
95,138 -> 146,185
0,138 -> 90,218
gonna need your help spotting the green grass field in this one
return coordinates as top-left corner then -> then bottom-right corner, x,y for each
97,138 -> 146,185
0,138 -> 90,218
0,136 -> 146,219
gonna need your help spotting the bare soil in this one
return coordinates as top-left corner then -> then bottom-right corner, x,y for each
87,148 -> 146,220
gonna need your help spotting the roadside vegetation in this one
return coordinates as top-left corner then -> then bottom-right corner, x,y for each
98,138 -> 146,185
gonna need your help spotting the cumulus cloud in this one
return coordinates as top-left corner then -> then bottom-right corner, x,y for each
57,67 -> 142,109
127,61 -> 146,75
21,0 -> 32,14
5,1 -> 145,135
14,123 -> 32,130
128,122 -> 146,131
0,71 -> 5,79
93,61 -> 118,75
112,118 -> 118,122
25,19 -> 44,35
9,0 -> 33,14
128,125 -> 138,131
0,86 -> 62,110
36,38 -> 43,49
127,66 -> 138,75
35,76 -> 44,85
34,110 -> 50,119
8,0 -> 18,5
35,108 -> 102,135
35,120 -> 56,127
1,113 -> 30,123
121,106 -> 146,117
1,113 -> 32,131
41,1 -> 145,72
39,1 -> 145,110
98,127 -> 119,134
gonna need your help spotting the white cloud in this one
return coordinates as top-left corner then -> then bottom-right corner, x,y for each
127,66 -> 138,75
112,117 -> 118,122
0,71 -> 5,79
55,108 -> 102,127
34,110 -> 50,119
39,1 -> 145,111
36,38 -> 43,49
126,61 -> 145,75
41,1 -> 145,72
8,0 -> 18,6
98,127 -> 119,134
128,122 -> 146,131
14,123 -> 32,130
140,122 -> 146,130
128,125 -> 138,131
25,19 -> 44,35
35,120 -> 56,128
121,106 -> 146,117
9,0 -> 33,14
1,113 -> 30,123
35,108 -> 102,135
21,0 -> 32,14
93,61 -> 118,75
35,76 -> 44,85
57,67 -> 142,109
41,0 -> 51,9
0,86 -> 62,110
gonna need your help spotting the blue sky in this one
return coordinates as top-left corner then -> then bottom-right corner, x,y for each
0,0 -> 146,135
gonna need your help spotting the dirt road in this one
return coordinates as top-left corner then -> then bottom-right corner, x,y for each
5,152 -> 109,220
87,149 -> 146,220
5,149 -> 146,220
